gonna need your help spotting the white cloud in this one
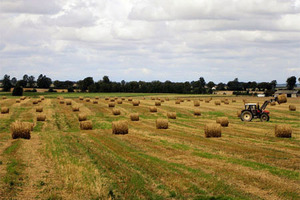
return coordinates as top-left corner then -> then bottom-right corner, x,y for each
0,0 -> 299,83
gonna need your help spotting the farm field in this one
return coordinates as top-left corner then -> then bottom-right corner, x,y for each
0,93 -> 299,200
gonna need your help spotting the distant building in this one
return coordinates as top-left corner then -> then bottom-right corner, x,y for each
274,90 -> 298,98
257,94 -> 265,97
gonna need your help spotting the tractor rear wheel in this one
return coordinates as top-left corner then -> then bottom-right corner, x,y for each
260,113 -> 269,122
241,110 -> 253,122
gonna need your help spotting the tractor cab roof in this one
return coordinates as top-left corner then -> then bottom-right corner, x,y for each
245,103 -> 257,106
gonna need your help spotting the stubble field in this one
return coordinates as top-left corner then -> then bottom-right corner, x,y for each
0,93 -> 299,200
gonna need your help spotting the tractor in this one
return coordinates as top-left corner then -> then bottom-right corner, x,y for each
240,96 -> 286,122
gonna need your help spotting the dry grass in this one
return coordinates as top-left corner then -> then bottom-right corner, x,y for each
216,117 -> 229,127
112,108 -> 121,115
130,113 -> 139,121
23,122 -> 34,131
289,105 -> 296,111
167,112 -> 176,119
232,99 -> 236,102
155,101 -> 161,106
80,121 -> 93,130
204,123 -> 222,137
194,109 -> 201,116
78,114 -> 87,121
237,111 -> 241,117
149,106 -> 157,112
194,100 -> 200,107
275,125 -> 292,138
37,114 -> 46,121
72,105 -> 80,112
112,120 -> 128,134
156,119 -> 168,129
36,106 -> 43,112
1,107 -> 9,114
11,121 -> 31,139
165,97 -> 169,101
108,102 -> 115,107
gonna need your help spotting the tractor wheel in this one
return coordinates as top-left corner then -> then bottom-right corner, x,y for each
260,113 -> 269,122
241,111 -> 253,122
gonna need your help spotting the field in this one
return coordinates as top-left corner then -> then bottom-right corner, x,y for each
0,93 -> 299,200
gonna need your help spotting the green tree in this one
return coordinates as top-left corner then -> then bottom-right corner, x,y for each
12,82 -> 23,96
37,74 -> 52,88
2,74 -> 12,92
286,76 -> 296,90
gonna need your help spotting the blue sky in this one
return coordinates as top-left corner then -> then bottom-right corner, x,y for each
0,0 -> 299,83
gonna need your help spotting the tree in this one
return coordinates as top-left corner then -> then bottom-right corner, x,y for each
2,74 -> 12,92
11,77 -> 17,87
78,77 -> 94,92
12,82 -> 23,96
216,82 -> 226,90
227,78 -> 242,91
286,76 -> 296,90
37,74 -> 52,88
103,76 -> 110,84
23,74 -> 29,87
206,81 -> 215,89
28,75 -> 35,88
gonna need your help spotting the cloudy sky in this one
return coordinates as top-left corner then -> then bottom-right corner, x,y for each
0,0 -> 300,83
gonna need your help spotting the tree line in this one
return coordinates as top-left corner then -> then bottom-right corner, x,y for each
0,74 -> 299,95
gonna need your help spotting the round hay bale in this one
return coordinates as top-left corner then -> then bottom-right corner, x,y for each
37,114 -> 46,121
155,101 -> 161,106
110,99 -> 115,102
117,100 -> 123,104
112,108 -> 121,115
11,121 -> 31,139
95,96 -> 99,100
66,99 -> 72,106
130,113 -> 139,121
33,100 -> 38,105
224,100 -> 229,105
237,111 -> 241,117
156,119 -> 168,129
72,105 -> 80,112
151,97 -> 155,100
40,96 -> 45,100
114,97 -> 118,100
105,97 -> 109,100
205,99 -> 210,103
1,107 -> 9,114
165,97 -> 169,101
277,94 -> 287,104
180,99 -> 184,102
85,98 -> 91,102
289,105 -> 296,111
232,99 -> 236,103
93,100 -> 98,104
121,97 -> 125,100
204,123 -> 221,138
80,121 -> 93,130
167,112 -> 176,119
38,99 -> 42,103
78,114 -> 87,121
270,102 -> 276,106
275,125 -> 292,138
16,99 -> 21,103
199,99 -> 203,102
194,100 -> 200,107
2,96 -> 7,99
79,96 -> 84,100
149,106 -> 157,112
36,106 -> 43,112
160,99 -> 165,103
59,100 -> 65,104
108,102 -> 115,107
20,96 -> 26,100
112,120 -> 128,134
128,98 -> 133,102
194,109 -> 201,116
216,117 -> 229,127
215,101 -> 221,106
23,122 -> 34,131
132,100 -> 140,106
175,100 -> 181,104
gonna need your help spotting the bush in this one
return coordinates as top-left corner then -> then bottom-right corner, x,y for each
68,87 -> 74,93
48,88 -> 57,92
25,89 -> 37,92
12,85 -> 23,96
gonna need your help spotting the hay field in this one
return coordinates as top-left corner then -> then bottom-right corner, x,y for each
0,94 -> 299,200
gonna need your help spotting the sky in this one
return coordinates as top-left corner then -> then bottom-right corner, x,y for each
0,0 -> 300,83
